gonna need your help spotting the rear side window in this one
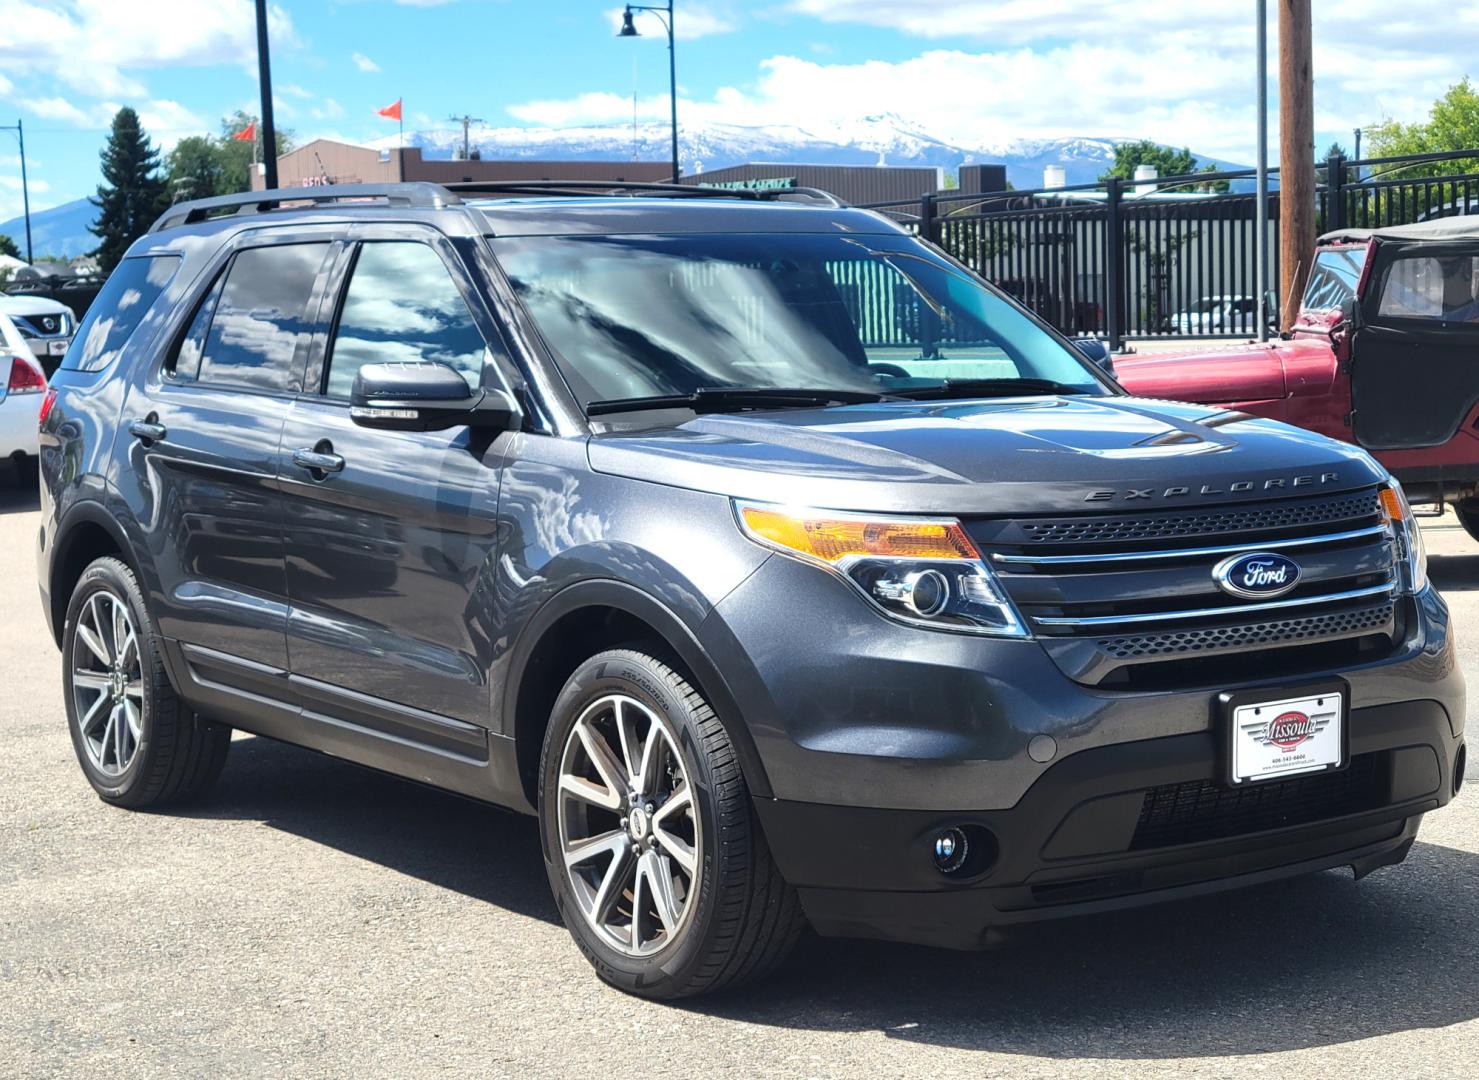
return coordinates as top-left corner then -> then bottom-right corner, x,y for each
175,243 -> 331,392
323,241 -> 486,398
60,255 -> 181,372
1376,254 -> 1479,322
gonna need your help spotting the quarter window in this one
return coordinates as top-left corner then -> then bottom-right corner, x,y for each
61,255 -> 181,372
177,243 -> 331,391
324,242 -> 487,398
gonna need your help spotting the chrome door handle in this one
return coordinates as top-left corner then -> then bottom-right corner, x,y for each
292,447 -> 345,474
128,418 -> 167,443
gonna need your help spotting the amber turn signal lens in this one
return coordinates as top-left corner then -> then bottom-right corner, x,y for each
738,504 -> 979,563
1379,486 -> 1405,522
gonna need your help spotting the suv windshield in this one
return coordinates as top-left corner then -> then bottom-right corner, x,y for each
489,232 -> 1109,409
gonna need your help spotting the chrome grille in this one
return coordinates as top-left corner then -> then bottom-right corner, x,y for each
975,487 -> 1400,686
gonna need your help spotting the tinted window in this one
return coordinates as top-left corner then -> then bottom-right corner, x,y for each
192,243 -> 330,391
60,255 -> 181,372
324,242 -> 486,398
1377,253 -> 1479,322
1303,247 -> 1366,311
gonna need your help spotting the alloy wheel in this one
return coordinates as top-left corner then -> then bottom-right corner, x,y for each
70,590 -> 144,777
556,693 -> 702,957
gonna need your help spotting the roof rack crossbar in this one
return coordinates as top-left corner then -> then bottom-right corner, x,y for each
441,179 -> 848,207
149,182 -> 464,234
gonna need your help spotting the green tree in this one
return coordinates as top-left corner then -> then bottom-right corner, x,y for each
165,135 -> 224,204
1100,140 -> 1228,193
0,234 -> 19,259
89,107 -> 167,272
1366,78 -> 1479,172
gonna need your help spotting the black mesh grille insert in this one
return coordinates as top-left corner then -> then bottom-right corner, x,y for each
1095,601 -> 1394,660
1019,490 -> 1382,546
1130,753 -> 1388,850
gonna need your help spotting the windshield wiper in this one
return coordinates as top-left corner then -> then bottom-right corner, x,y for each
586,386 -> 890,417
887,377 -> 1095,401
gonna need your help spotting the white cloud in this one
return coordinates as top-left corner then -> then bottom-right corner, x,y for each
605,3 -> 737,40
352,51 -> 381,73
514,4 -> 1479,163
312,98 -> 346,121
0,0 -> 295,99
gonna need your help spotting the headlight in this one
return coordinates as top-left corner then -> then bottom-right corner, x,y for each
1379,480 -> 1428,594
734,501 -> 1028,637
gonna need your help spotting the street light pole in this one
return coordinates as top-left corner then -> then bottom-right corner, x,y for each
254,0 -> 279,190
1,120 -> 32,265
620,2 -> 680,182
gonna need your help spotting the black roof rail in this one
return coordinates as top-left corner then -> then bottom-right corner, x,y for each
148,182 -> 464,233
441,179 -> 848,207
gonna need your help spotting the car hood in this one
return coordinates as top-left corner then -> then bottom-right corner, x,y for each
586,395 -> 1384,515
0,295 -> 70,314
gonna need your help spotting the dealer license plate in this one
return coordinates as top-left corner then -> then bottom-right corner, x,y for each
1226,688 -> 1346,785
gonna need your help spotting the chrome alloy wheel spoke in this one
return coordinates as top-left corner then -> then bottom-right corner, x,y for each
70,590 -> 143,778
557,692 -> 702,957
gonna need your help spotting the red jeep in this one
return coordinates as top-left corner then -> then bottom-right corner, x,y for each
1114,218 -> 1479,538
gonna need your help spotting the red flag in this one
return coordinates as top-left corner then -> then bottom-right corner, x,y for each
377,99 -> 402,122
231,121 -> 256,142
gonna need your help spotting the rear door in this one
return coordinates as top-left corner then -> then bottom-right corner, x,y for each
1351,243 -> 1479,449
118,231 -> 337,675
278,225 -> 512,738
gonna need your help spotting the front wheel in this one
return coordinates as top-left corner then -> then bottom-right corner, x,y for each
538,648 -> 804,998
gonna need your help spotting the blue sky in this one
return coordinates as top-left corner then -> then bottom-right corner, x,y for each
0,0 -> 1471,224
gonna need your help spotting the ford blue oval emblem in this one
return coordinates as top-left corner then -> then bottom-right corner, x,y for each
1213,552 -> 1302,600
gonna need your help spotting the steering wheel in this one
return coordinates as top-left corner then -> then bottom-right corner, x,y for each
868,362 -> 911,379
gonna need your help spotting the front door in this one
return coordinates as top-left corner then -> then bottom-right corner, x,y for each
279,229 -> 512,737
1352,244 -> 1479,450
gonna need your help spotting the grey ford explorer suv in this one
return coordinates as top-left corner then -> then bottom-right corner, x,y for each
37,181 -> 1465,999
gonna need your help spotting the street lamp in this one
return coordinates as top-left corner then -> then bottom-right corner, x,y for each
618,2 -> 680,183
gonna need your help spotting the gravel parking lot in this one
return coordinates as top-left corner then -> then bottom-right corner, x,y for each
2,475 -> 1475,1079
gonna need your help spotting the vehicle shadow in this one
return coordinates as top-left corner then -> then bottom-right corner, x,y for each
0,473 -> 40,514
174,734 -> 1479,1059
175,733 -> 558,926
1427,550 -> 1479,593
690,840 -> 1479,1058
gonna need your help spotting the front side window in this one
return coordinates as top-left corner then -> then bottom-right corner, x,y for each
1377,252 -> 1479,322
1303,247 -> 1366,312
324,241 -> 487,398
61,255 -> 181,372
491,232 -> 1107,407
184,243 -> 331,391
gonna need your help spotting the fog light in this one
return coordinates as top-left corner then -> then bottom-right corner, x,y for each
932,827 -> 969,873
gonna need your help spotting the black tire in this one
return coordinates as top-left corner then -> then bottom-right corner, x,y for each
538,648 -> 805,999
1455,499 -> 1479,545
61,556 -> 231,808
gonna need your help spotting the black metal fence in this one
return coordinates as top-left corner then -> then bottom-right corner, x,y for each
859,149 -> 1479,347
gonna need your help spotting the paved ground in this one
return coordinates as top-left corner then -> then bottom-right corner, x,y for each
2,474 -> 1476,1079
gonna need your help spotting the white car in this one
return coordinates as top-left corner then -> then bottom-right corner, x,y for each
1169,295 -> 1262,334
0,312 -> 46,469
0,293 -> 75,375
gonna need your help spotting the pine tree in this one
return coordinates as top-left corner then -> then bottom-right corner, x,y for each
90,108 -> 167,272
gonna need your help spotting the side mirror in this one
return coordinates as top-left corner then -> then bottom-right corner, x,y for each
1071,337 -> 1114,375
349,361 -> 520,433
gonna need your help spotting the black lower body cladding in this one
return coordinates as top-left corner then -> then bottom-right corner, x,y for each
706,553 -> 1464,949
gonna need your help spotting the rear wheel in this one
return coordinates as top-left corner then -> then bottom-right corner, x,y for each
62,556 -> 231,808
538,648 -> 805,998
1455,498 -> 1479,545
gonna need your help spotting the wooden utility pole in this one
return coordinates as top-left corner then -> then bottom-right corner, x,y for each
1278,0 -> 1315,330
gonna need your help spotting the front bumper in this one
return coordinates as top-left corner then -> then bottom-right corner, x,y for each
706,557 -> 1464,948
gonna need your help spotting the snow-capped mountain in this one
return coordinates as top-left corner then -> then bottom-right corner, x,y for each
369,114 -> 1244,188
